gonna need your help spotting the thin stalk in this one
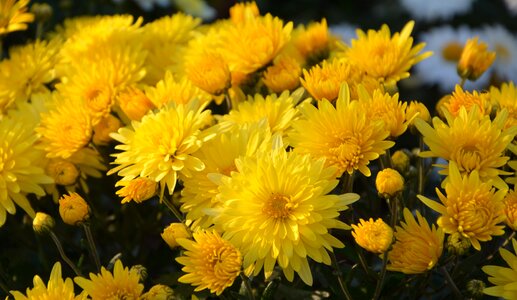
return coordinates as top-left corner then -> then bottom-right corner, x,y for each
486,231 -> 516,261
417,135 -> 425,196
163,196 -> 184,223
83,223 -> 101,272
330,252 -> 353,300
459,77 -> 466,88
355,246 -> 378,280
225,93 -> 232,113
240,273 -> 255,300
49,231 -> 81,276
0,279 -> 9,295
441,266 -> 462,299
36,22 -> 43,39
342,173 -> 355,193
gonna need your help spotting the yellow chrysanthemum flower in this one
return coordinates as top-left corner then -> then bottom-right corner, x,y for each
116,86 -> 155,122
405,100 -> 431,126
301,58 -> 359,102
185,51 -> 231,96
292,18 -> 330,62
176,229 -> 242,296
181,122 -> 272,229
0,0 -> 34,36
162,222 -> 191,249
482,238 -> 517,299
0,112 -> 53,226
219,13 -> 293,83
504,189 -> 517,231
351,218 -> 393,254
10,262 -> 85,300
262,56 -> 301,93
75,260 -> 144,299
289,84 -> 394,177
115,177 -> 157,204
142,13 -> 200,84
92,114 -> 121,145
217,88 -> 304,137
415,106 -> 517,190
45,158 -> 80,186
458,37 -> 496,81
229,2 -> 260,24
357,86 -> 408,138
345,21 -> 431,87
490,81 -> 517,129
145,71 -> 211,108
418,162 -> 506,251
59,192 -> 90,226
214,147 -> 360,285
387,208 -> 444,274
109,101 -> 213,196
36,95 -> 92,159
0,39 -> 60,113
442,84 -> 490,117
376,168 -> 405,198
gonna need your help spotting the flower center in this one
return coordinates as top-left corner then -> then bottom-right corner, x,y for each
329,137 -> 362,173
454,145 -> 482,173
263,193 -> 296,219
441,42 -> 463,62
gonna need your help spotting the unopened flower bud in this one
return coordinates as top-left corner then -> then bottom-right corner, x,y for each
142,284 -> 175,300
406,101 -> 431,128
30,3 -> 53,23
59,192 -> 90,225
466,279 -> 485,298
116,177 -> 157,204
391,150 -> 410,174
130,265 -> 147,282
376,168 -> 404,198
161,223 -> 190,249
117,87 -> 155,121
457,37 -> 496,81
45,159 -> 80,186
93,114 -> 121,145
447,232 -> 471,256
33,212 -> 55,234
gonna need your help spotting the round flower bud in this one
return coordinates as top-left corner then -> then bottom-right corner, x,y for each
466,279 -> 485,298
117,86 -> 155,121
116,177 -> 157,204
391,150 -> 410,174
130,265 -> 148,282
457,37 -> 496,81
142,284 -> 175,300
59,193 -> 90,225
45,159 -> 80,186
406,101 -> 431,126
33,212 -> 55,234
30,3 -> 53,23
92,114 -> 121,145
376,168 -> 404,198
161,223 -> 190,249
351,218 -> 393,253
447,232 -> 471,256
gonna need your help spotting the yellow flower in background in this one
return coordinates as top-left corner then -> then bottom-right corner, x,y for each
181,122 -> 271,229
301,59 -> 358,102
75,260 -> 144,299
458,37 -> 496,81
418,162 -> 506,251
10,262 -> 84,300
504,190 -> 517,231
220,13 -> 292,82
109,101 -> 213,196
141,284 -> 175,300
176,229 -> 241,295
392,150 -> 410,173
292,18 -> 330,61
352,218 -> 393,254
387,208 -> 444,274
59,192 -> 90,226
215,147 -> 360,285
116,177 -> 157,204
262,56 -> 301,93
229,1 -> 260,24
161,222 -> 191,249
405,100 -> 431,126
185,51 -> 231,96
0,0 -> 34,36
490,81 -> 517,129
0,39 -> 60,113
443,85 -> 490,117
482,239 -> 517,299
36,95 -> 92,159
415,106 -> 517,190
289,84 -> 394,177
145,71 -> 211,108
0,112 -> 52,226
116,86 -> 155,121
357,86 -> 408,138
345,21 -> 431,87
217,88 -> 304,136
92,114 -> 121,145
142,13 -> 200,85
45,158 -> 80,186
376,168 -> 405,198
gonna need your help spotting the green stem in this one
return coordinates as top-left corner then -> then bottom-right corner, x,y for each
486,231 -> 516,261
225,93 -> 232,113
330,252 -> 353,300
441,266 -> 462,299
49,231 -> 81,276
459,77 -> 466,89
36,22 -> 43,40
0,278 -> 9,295
355,246 -> 378,280
342,173 -> 355,193
163,196 -> 185,223
240,273 -> 255,300
83,223 -> 101,272
417,135 -> 425,196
